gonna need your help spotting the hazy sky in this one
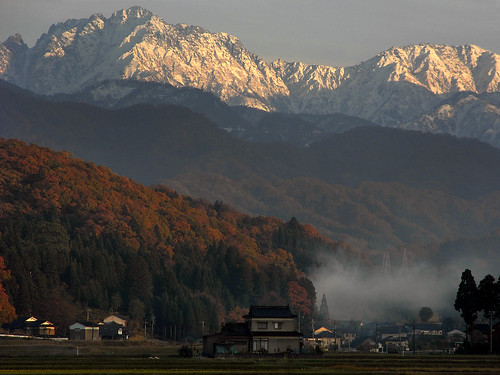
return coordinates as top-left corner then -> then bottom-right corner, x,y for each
1,0 -> 499,67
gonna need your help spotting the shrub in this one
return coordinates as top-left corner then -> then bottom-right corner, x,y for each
178,345 -> 193,358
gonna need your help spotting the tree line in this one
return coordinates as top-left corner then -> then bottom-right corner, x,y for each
0,139 -> 342,337
454,269 -> 500,353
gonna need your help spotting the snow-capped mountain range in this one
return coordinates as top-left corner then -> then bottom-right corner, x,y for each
1,6 -> 500,146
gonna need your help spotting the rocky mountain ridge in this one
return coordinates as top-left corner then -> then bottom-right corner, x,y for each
1,6 -> 500,144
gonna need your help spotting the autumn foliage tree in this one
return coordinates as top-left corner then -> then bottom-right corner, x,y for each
0,139 -> 335,338
287,280 -> 312,319
0,256 -> 16,325
225,306 -> 249,323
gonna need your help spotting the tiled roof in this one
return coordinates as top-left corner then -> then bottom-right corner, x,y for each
251,331 -> 302,337
244,305 -> 296,319
75,321 -> 100,327
221,323 -> 250,337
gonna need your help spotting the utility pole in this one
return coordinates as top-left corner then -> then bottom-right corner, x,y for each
399,326 -> 402,352
151,315 -> 155,340
333,320 -> 337,352
412,320 -> 416,355
489,315 -> 493,354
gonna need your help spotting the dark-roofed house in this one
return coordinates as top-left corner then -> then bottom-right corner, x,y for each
100,321 -> 128,340
245,305 -> 302,353
2,316 -> 55,337
203,322 -> 251,356
203,305 -> 302,356
69,322 -> 100,341
2,316 -> 38,335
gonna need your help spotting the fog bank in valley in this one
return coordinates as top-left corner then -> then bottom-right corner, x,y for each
312,252 -> 498,322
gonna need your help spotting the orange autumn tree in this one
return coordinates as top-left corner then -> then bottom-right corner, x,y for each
226,306 -> 249,323
287,281 -> 312,318
0,257 -> 16,325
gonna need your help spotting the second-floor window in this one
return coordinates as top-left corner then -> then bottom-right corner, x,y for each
257,322 -> 268,329
273,322 -> 283,330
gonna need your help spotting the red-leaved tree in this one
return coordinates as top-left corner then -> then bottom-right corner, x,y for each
0,257 -> 16,325
287,281 -> 312,317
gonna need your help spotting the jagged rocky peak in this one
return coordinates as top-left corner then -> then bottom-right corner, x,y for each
368,43 -> 500,94
110,6 -> 153,23
0,34 -> 28,76
3,34 -> 27,51
1,7 -> 499,126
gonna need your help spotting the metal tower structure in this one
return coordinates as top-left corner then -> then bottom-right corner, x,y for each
402,248 -> 409,271
382,252 -> 392,285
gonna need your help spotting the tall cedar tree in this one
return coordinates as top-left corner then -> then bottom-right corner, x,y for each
497,276 -> 500,320
478,274 -> 497,319
454,269 -> 479,328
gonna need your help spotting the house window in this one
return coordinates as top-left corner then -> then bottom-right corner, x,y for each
257,322 -> 268,329
273,322 -> 283,330
253,338 -> 269,352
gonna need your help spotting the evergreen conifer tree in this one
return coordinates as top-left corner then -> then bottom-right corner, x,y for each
454,269 -> 479,344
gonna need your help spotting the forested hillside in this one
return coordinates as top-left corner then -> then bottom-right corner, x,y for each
4,80 -> 500,258
0,139 -> 357,335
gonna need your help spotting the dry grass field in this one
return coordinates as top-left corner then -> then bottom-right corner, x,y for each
1,338 -> 500,374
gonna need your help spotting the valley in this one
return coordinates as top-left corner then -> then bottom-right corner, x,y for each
0,5 -> 499,346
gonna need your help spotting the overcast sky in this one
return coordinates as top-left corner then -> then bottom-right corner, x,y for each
1,0 -> 499,67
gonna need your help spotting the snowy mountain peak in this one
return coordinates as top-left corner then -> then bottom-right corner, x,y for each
0,8 -> 499,124
368,43 -> 500,94
110,6 -> 153,23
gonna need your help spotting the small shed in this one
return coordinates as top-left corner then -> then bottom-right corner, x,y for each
69,322 -> 100,341
35,320 -> 56,336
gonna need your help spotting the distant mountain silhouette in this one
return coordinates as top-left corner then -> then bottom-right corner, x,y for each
3,80 -> 500,255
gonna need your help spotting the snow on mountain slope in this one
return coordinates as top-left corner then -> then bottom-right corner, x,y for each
273,44 -> 500,124
0,6 -> 288,110
401,93 -> 500,147
1,6 -> 500,128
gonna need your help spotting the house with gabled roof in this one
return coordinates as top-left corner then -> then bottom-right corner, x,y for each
69,322 -> 100,340
244,305 -> 302,353
2,316 -> 55,337
100,321 -> 129,340
103,314 -> 128,327
35,320 -> 56,337
203,322 -> 251,355
203,305 -> 302,356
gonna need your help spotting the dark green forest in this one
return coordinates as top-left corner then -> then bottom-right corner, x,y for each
0,139 -> 356,336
